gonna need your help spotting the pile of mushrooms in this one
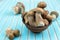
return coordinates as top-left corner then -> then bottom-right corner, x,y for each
13,2 -> 58,32
23,2 -> 58,27
6,28 -> 20,40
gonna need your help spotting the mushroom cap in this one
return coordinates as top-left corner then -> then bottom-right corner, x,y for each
37,2 -> 47,8
8,33 -> 14,40
13,30 -> 20,37
50,11 -> 58,18
13,6 -> 21,14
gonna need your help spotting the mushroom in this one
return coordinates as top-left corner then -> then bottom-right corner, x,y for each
37,2 -> 47,9
13,2 -> 25,14
50,11 -> 58,21
13,30 -> 20,37
46,11 -> 58,21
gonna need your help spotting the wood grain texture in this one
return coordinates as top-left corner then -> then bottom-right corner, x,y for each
0,0 -> 60,40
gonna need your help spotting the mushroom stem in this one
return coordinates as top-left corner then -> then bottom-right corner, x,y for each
35,13 -> 45,26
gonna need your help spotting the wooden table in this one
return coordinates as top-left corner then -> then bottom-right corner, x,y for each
0,0 -> 60,40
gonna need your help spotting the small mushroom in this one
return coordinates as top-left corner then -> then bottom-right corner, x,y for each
37,2 -> 47,9
50,11 -> 58,21
46,11 -> 58,21
13,2 -> 25,14
13,30 -> 20,37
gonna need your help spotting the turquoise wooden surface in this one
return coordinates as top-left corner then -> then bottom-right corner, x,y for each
0,0 -> 60,40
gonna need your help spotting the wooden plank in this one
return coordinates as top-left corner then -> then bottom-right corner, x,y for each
52,21 -> 60,40
0,0 -> 9,15
0,16 -> 12,40
46,1 -> 59,40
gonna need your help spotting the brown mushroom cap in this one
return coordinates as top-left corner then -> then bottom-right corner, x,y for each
37,2 -> 47,8
13,30 -> 20,37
